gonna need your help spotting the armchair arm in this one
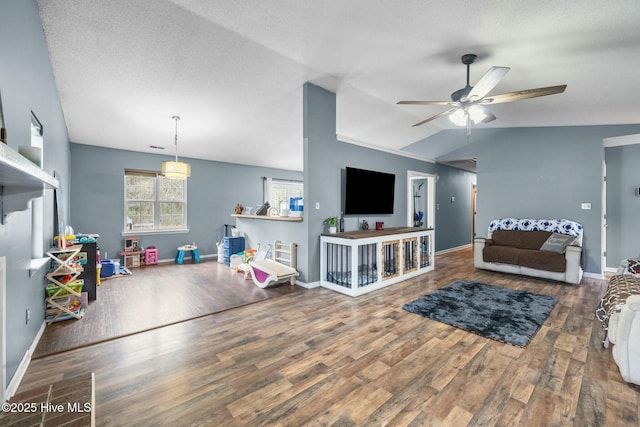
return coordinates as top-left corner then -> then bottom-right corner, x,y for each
474,238 -> 486,267
474,237 -> 487,245
610,295 -> 640,385
564,245 -> 582,284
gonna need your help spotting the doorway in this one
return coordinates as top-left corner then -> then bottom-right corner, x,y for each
602,133 -> 640,275
472,184 -> 477,242
407,171 -> 436,229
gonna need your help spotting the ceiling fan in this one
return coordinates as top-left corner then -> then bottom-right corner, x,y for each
398,54 -> 567,135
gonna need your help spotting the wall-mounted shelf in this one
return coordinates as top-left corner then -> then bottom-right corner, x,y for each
231,214 -> 302,222
0,143 -> 59,223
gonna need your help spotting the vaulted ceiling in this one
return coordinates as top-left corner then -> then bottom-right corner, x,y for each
38,1 -> 640,171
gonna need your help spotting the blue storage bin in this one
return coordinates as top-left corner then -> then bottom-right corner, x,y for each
222,237 -> 245,265
100,259 -> 115,277
289,197 -> 303,213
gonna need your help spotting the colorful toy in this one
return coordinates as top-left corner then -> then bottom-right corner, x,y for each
145,246 -> 158,265
243,249 -> 257,263
175,244 -> 200,264
232,244 -> 269,279
248,241 -> 298,288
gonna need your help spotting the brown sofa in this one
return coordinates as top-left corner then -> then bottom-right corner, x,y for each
482,230 -> 567,272
474,219 -> 584,284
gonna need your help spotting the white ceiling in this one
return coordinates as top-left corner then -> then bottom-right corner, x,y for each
37,1 -> 640,171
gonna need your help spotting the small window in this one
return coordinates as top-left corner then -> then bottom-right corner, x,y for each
264,178 -> 303,212
124,170 -> 187,232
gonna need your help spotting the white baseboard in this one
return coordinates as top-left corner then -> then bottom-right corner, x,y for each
6,320 -> 46,399
583,272 -> 605,280
436,244 -> 472,255
604,267 -> 618,274
156,253 -> 216,264
297,280 -> 320,289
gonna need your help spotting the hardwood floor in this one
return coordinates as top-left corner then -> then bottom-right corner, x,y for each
34,259 -> 304,358
18,249 -> 640,426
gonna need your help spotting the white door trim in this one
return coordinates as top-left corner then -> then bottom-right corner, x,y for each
602,160 -> 607,274
1,257 -> 6,403
407,170 -> 436,229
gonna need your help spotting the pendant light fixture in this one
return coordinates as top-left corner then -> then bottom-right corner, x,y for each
161,115 -> 191,179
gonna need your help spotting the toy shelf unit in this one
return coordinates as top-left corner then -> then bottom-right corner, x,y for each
45,245 -> 84,323
119,250 -> 145,268
320,227 -> 434,297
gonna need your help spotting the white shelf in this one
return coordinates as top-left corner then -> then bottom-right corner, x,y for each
231,214 -> 302,222
0,143 -> 59,223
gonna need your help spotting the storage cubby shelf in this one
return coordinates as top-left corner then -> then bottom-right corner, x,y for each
45,245 -> 84,323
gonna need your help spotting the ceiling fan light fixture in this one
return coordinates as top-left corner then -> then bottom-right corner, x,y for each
468,105 -> 487,124
449,108 -> 467,126
161,115 -> 191,180
399,53 -> 566,132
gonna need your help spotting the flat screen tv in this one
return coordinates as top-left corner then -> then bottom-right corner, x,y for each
344,167 -> 395,215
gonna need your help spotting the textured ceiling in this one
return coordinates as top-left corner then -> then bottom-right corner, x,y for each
37,0 -> 640,171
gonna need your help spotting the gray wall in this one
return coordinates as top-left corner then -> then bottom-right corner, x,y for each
0,0 -> 71,386
434,163 -> 477,249
70,143 -> 302,264
302,83 -> 476,282
72,86 -> 476,285
605,143 -> 640,267
232,217 -> 307,280
418,125 -> 640,275
0,1 -> 478,387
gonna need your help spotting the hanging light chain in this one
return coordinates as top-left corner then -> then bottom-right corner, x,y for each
172,115 -> 180,162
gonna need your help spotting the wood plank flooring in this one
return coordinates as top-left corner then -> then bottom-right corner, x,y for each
34,259 -> 304,358
18,249 -> 640,426
1,372 -> 94,426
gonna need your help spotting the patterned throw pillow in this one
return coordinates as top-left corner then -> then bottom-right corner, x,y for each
627,259 -> 640,275
618,259 -> 640,277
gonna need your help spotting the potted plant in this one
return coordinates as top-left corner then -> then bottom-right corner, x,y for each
324,216 -> 339,233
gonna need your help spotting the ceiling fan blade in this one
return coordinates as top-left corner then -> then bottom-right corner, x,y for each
411,108 -> 459,127
464,66 -> 510,101
398,100 -> 459,106
481,85 -> 567,104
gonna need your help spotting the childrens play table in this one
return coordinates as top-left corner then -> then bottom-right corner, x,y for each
175,245 -> 200,264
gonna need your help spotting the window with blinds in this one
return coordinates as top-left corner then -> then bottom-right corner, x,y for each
264,177 -> 303,212
124,170 -> 187,232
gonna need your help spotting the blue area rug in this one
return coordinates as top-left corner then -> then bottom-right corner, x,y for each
402,280 -> 558,347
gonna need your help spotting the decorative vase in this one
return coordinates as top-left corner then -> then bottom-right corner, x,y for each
329,226 -> 337,234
